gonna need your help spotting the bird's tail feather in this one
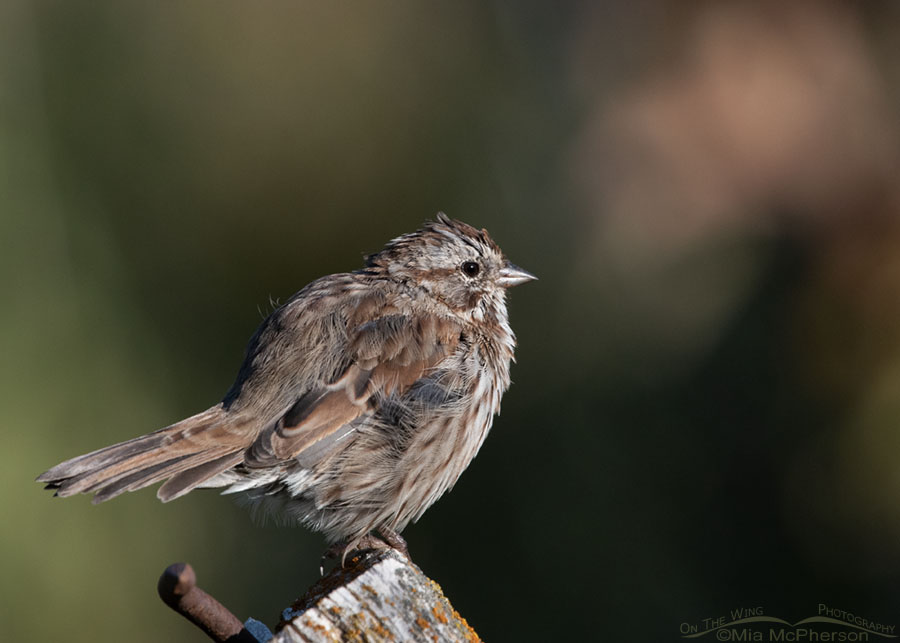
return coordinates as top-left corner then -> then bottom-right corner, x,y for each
37,406 -> 247,504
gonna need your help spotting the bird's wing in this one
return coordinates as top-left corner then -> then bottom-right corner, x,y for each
245,311 -> 461,467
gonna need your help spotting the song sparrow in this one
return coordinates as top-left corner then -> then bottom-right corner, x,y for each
38,213 -> 535,559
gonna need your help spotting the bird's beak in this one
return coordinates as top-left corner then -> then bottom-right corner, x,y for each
497,262 -> 538,288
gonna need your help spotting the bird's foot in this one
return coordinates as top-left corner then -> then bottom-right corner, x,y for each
320,530 -> 411,574
376,528 -> 410,559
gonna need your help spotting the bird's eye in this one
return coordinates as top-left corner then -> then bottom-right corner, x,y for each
460,261 -> 480,277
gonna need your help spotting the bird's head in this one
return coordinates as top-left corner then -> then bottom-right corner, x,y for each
364,213 -> 536,323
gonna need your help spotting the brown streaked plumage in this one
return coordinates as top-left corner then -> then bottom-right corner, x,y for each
37,213 -> 535,558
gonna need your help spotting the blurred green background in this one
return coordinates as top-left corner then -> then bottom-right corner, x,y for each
6,1 -> 900,641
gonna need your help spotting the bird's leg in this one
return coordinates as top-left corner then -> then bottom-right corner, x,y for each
376,527 -> 410,559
